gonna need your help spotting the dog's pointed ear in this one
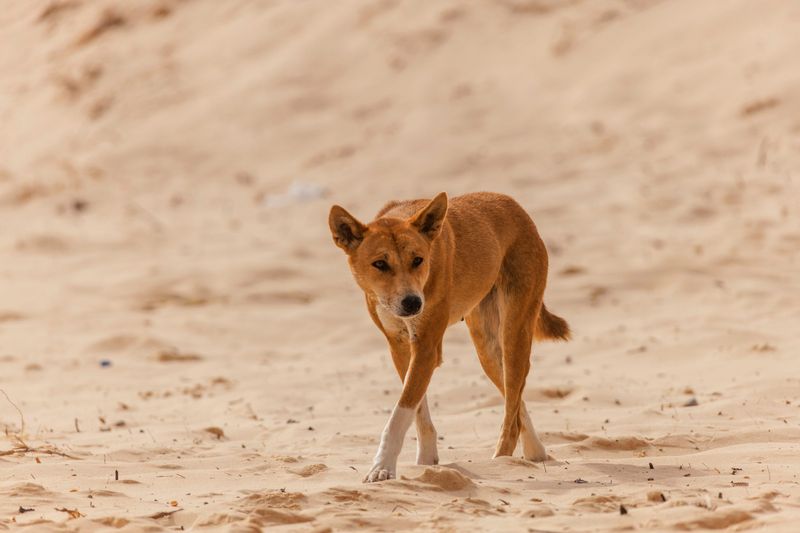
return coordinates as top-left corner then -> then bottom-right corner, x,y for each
329,205 -> 367,252
410,192 -> 448,240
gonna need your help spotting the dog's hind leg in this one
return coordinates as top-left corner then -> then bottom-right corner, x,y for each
493,300 -> 533,457
518,400 -> 547,461
466,289 -> 546,461
465,288 -> 505,392
491,239 -> 549,459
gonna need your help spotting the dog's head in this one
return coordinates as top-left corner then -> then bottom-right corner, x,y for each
329,193 -> 448,319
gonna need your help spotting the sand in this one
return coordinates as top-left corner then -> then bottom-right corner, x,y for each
1,0 -> 799,531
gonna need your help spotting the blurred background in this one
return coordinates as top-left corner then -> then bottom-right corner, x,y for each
1,1 -> 799,529
2,0 -> 797,367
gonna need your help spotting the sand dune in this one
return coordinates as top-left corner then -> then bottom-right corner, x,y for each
1,0 -> 799,531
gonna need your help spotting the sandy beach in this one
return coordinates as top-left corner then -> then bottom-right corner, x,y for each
1,1 -> 799,531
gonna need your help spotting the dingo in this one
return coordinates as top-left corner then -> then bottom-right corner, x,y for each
329,192 -> 570,482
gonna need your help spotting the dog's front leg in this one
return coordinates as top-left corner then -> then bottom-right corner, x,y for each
364,332 -> 441,483
363,402 -> 416,483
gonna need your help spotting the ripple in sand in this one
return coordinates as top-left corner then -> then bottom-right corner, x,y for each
571,494 -> 624,513
673,509 -> 753,530
0,482 -> 56,498
239,490 -> 307,511
247,508 -> 314,526
575,435 -> 651,452
290,463 -> 328,477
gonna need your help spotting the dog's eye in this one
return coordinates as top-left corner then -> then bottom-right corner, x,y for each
411,257 -> 423,268
372,260 -> 389,271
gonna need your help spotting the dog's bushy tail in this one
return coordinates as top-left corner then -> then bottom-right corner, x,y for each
535,303 -> 571,341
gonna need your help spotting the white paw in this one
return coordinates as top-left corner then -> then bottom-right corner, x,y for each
363,461 -> 396,483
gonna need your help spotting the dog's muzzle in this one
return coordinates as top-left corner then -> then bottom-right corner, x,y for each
398,294 -> 423,317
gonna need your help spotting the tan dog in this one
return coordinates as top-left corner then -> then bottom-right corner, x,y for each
329,192 -> 570,482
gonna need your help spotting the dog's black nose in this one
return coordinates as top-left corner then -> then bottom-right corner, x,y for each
400,295 -> 422,315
